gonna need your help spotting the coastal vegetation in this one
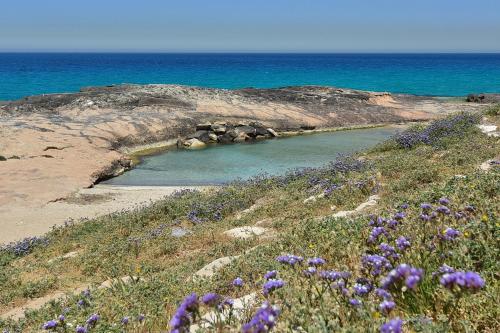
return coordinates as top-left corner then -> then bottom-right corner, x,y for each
0,111 -> 499,332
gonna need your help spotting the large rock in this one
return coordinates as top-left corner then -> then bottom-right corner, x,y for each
237,126 -> 257,137
183,138 -> 206,149
196,123 -> 212,130
217,133 -> 234,144
189,130 -> 211,143
233,132 -> 250,143
211,124 -> 227,134
267,128 -> 279,137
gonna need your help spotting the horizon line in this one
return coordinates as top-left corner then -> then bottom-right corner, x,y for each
1,50 -> 500,55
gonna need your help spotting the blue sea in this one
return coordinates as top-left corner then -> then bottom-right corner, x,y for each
1,53 -> 499,101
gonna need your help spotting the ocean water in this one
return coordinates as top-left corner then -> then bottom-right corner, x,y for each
104,127 -> 397,186
1,53 -> 500,101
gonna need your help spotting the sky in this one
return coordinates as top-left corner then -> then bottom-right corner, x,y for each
1,0 -> 499,52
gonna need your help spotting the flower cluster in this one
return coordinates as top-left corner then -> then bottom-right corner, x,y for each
276,254 -> 304,266
242,302 -> 280,333
170,293 -> 199,332
439,271 -> 485,291
263,279 -> 285,296
381,264 -> 424,290
393,112 -> 480,149
1,236 -> 49,257
361,254 -> 392,276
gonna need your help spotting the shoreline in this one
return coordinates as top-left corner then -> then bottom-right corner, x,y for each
0,83 -> 490,244
123,122 -> 412,164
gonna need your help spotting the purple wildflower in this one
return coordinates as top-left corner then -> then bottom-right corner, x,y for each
400,203 -> 409,210
369,227 -> 388,243
76,326 -> 88,333
396,236 -> 410,251
121,317 -> 129,325
387,219 -> 399,229
242,302 -> 280,333
349,299 -> 362,307
42,320 -> 58,330
442,227 -> 460,241
394,212 -> 405,220
263,270 -> 277,280
379,300 -> 396,314
58,315 -> 65,322
232,277 -> 244,287
379,243 -> 399,260
420,203 -> 432,210
319,270 -> 351,281
380,318 -> 403,333
362,254 -> 392,277
170,293 -> 199,332
433,264 -> 455,277
375,288 -> 392,300
420,214 -> 431,222
439,197 -> 450,206
440,271 -> 485,291
137,314 -> 145,322
307,257 -> 326,266
276,254 -> 303,266
353,283 -> 371,296
303,266 -> 317,277
436,206 -> 451,215
86,314 -> 100,327
381,264 -> 424,290
202,293 -> 221,306
263,279 -> 285,296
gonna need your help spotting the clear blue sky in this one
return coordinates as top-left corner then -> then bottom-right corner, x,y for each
1,0 -> 499,52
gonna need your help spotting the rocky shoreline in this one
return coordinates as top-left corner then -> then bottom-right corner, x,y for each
0,84 -> 494,242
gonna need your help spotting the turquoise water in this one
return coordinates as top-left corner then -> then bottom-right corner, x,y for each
104,127 -> 397,186
1,53 -> 500,101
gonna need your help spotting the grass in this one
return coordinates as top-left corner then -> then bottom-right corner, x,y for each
0,112 -> 499,332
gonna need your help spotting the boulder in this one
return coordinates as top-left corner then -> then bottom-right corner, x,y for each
217,133 -> 234,144
189,130 -> 211,143
466,94 -> 485,103
233,132 -> 250,143
300,125 -> 316,130
208,133 -> 218,141
211,124 -> 227,134
183,138 -> 206,149
267,128 -> 279,137
237,125 -> 257,137
196,123 -> 212,130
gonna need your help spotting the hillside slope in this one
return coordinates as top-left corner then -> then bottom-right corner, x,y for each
0,110 -> 498,332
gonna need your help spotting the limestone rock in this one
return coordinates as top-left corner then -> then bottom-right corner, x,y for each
267,128 -> 279,137
184,138 -> 206,149
47,250 -> 80,264
208,133 -> 218,141
193,256 -> 240,279
223,226 -> 269,239
98,276 -> 142,289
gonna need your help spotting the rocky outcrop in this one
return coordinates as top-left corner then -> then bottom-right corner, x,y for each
177,121 -> 278,148
0,84 -> 488,211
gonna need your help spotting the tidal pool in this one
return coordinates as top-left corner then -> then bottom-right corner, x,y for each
104,127 -> 398,186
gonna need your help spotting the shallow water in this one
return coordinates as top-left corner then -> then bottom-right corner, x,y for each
104,127 -> 398,186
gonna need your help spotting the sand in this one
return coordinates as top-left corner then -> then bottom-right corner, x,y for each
0,185 -> 207,245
